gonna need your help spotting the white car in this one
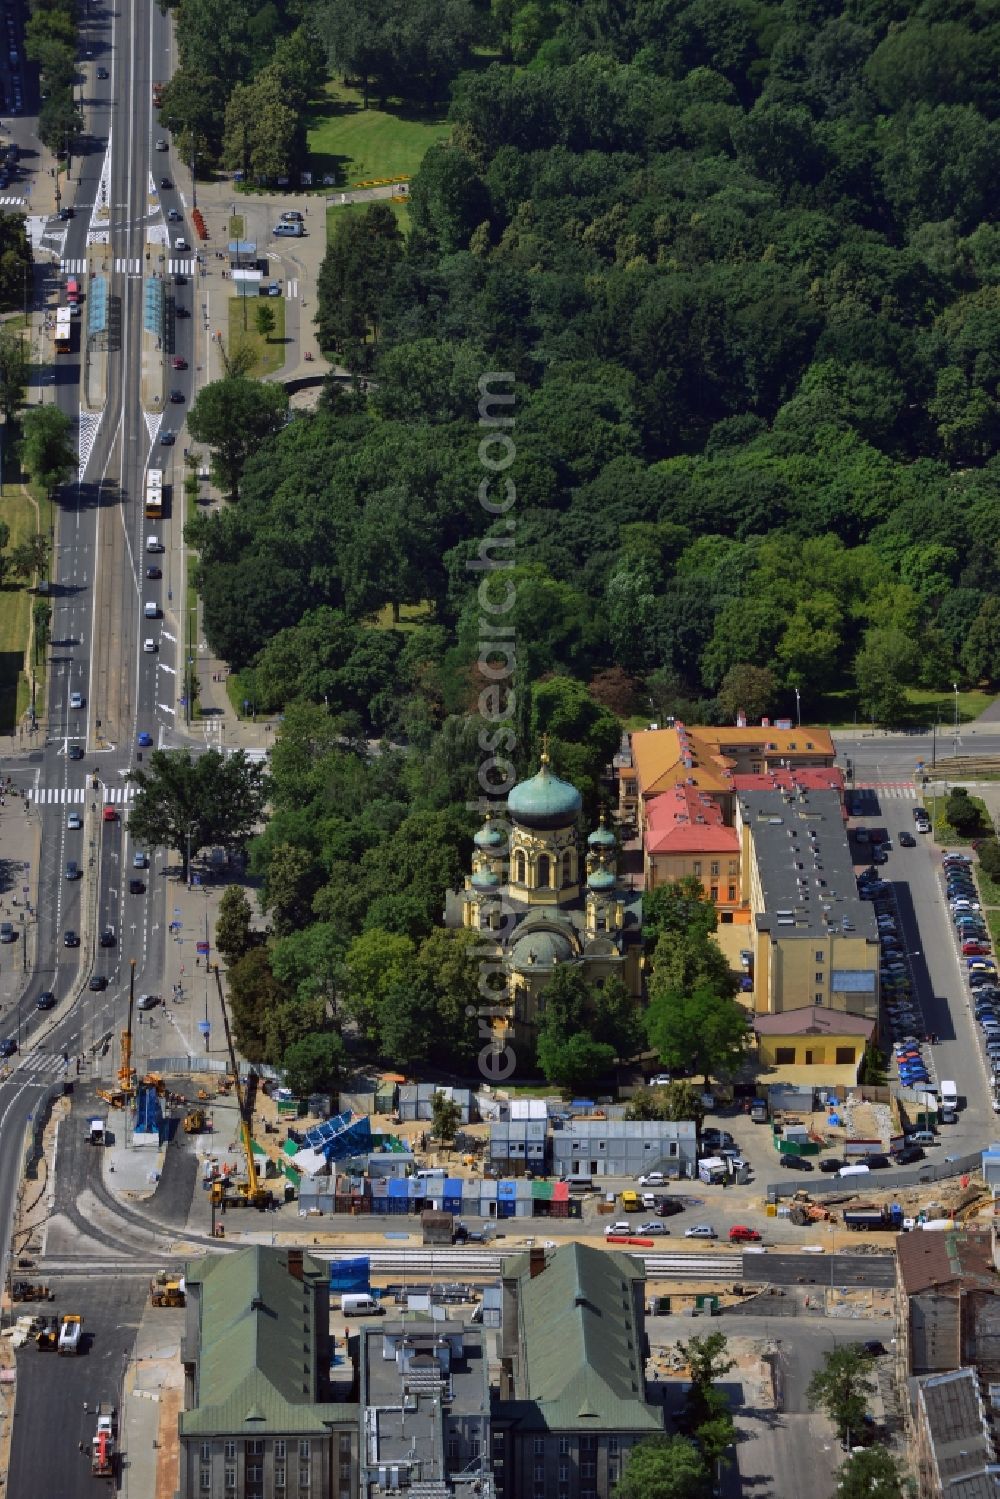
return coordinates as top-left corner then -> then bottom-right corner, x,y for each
684,1224 -> 718,1239
638,1221 -> 667,1235
143,638 -> 157,653
155,138 -> 168,150
174,236 -> 188,250
69,690 -> 83,709
67,812 -> 82,830
648,1074 -> 672,1087
605,1221 -> 631,1237
133,851 -> 147,868
136,993 -> 160,1011
639,1172 -> 666,1187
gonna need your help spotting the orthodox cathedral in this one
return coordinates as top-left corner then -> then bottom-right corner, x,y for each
446,750 -> 644,1047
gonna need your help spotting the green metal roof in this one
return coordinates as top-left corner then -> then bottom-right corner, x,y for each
502,1243 -> 662,1434
507,759 -> 582,830
180,1247 -> 348,1437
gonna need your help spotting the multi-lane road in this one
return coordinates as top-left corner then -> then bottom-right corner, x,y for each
0,0 -> 196,1288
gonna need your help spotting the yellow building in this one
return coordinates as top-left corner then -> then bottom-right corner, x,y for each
619,720 -> 836,830
754,1009 -> 876,1087
736,786 -> 879,1021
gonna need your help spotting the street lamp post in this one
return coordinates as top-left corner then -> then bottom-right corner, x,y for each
953,681 -> 960,753
794,687 -> 801,728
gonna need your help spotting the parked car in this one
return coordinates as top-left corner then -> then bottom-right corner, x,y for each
684,1224 -> 718,1239
779,1154 -> 812,1170
819,1157 -> 843,1172
638,1221 -> 669,1236
639,1171 -> 666,1187
728,1225 -> 761,1242
605,1221 -> 631,1237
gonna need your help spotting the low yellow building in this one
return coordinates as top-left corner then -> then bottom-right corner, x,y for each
754,1008 -> 875,1087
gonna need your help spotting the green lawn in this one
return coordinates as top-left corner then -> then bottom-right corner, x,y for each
225,296 -> 286,377
986,910 -> 1000,945
926,790 -> 991,845
326,196 -> 410,240
978,870 -> 1000,906
306,80 -> 450,190
816,685 -> 993,731
0,482 -> 51,731
371,600 -> 435,632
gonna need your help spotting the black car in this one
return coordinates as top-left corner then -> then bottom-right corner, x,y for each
88,975 -> 107,991
35,993 -> 55,1010
892,1145 -> 924,1164
655,1198 -> 686,1216
146,565 -> 162,579
169,389 -> 184,403
0,1037 -> 16,1056
99,928 -> 116,947
780,1154 -> 812,1170
129,878 -> 145,894
160,176 -> 171,189
863,1340 -> 886,1357
97,65 -> 109,78
819,1157 -> 843,1172
68,745 -> 84,761
63,929 -> 79,947
865,1153 -> 890,1168
175,305 -> 191,318
898,831 -> 916,847
872,847 -> 888,864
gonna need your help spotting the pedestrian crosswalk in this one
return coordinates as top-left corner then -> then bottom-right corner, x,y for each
60,257 -> 87,275
7,1047 -> 69,1078
0,195 -> 25,207
168,258 -> 194,276
28,785 -> 134,805
854,781 -> 918,798
114,257 -> 140,275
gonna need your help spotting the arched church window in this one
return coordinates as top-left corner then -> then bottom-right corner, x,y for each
562,850 -> 573,884
537,854 -> 551,887
514,850 -> 526,883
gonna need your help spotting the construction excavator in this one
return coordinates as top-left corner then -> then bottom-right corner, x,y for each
212,966 -> 274,1211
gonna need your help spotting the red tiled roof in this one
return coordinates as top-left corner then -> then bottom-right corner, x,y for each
645,786 -> 740,855
731,768 -> 845,794
753,1008 -> 875,1037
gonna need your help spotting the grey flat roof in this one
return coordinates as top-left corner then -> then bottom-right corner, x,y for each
361,1320 -> 488,1478
739,788 -> 877,942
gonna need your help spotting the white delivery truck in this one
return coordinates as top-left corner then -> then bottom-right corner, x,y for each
939,1080 -> 958,1120
340,1293 -> 383,1316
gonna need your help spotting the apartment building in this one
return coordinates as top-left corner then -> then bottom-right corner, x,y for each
737,787 -> 879,1019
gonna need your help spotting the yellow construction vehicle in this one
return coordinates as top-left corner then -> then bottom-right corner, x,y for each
183,1108 -> 206,1134
35,1315 -> 59,1350
149,1271 -> 186,1307
213,966 -> 274,1211
97,961 -> 138,1110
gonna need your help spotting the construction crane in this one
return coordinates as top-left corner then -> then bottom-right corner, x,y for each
213,965 -> 273,1210
97,961 -> 137,1109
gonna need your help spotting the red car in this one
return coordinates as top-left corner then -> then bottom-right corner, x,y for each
729,1225 -> 762,1243
964,941 -> 991,956
171,355 -> 187,370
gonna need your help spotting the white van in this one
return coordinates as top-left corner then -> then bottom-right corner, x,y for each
940,1080 -> 958,1108
144,601 -> 159,618
146,535 -> 163,552
340,1293 -> 382,1316
57,1316 -> 82,1353
274,220 -> 304,237
839,1163 -> 871,1179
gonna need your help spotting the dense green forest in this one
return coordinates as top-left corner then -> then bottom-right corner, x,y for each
187,0 -> 1000,1077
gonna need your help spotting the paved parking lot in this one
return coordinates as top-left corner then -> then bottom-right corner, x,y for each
851,795 -> 997,1152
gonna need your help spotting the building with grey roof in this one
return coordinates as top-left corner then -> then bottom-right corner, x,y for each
550,1118 -> 697,1181
912,1366 -> 1000,1497
493,1242 -> 662,1499
359,1318 -> 492,1498
179,1246 -> 358,1499
736,787 -> 880,1019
